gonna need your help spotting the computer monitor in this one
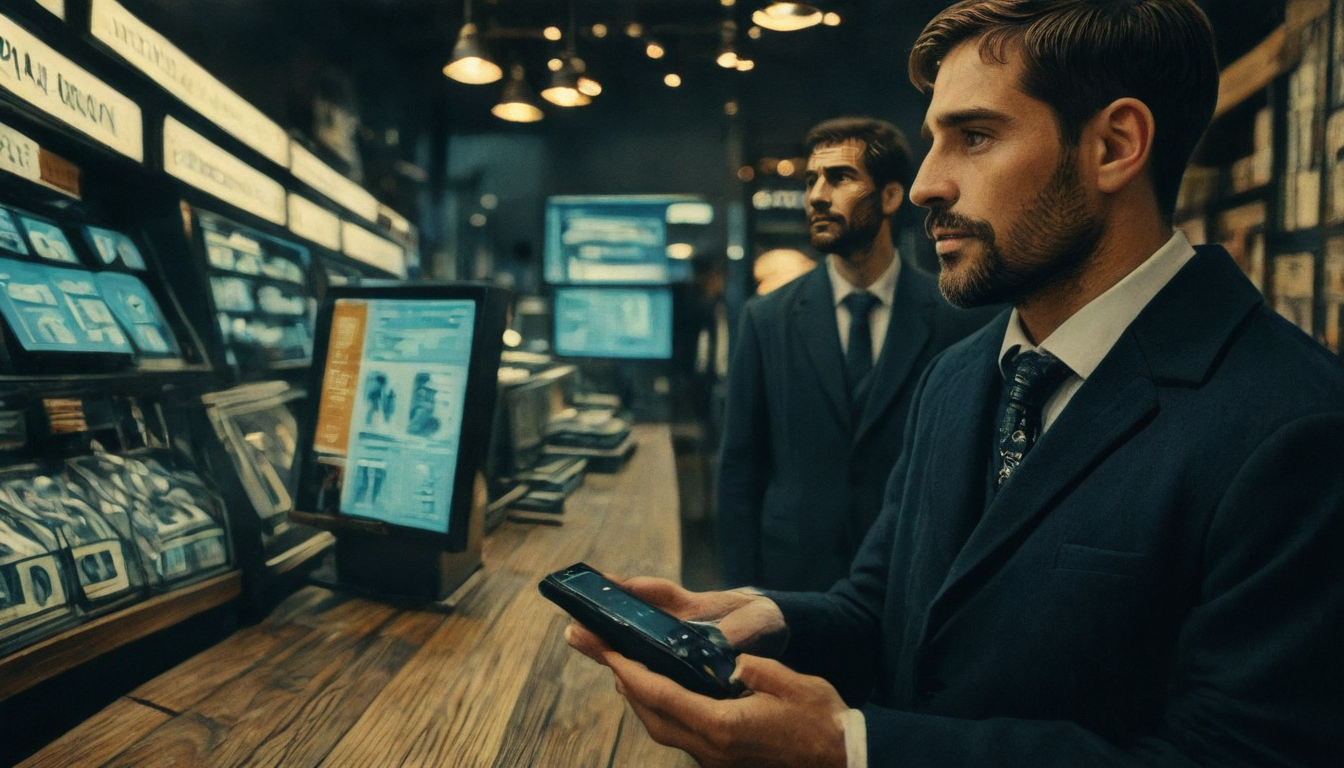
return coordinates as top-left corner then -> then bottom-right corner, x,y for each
294,282 -> 508,551
543,196 -> 713,285
552,286 -> 673,360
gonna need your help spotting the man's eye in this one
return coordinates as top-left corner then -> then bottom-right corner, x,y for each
964,131 -> 989,148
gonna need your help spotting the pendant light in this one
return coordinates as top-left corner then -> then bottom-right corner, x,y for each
443,0 -> 502,84
752,2 -> 823,32
541,0 -> 593,107
492,64 -> 544,122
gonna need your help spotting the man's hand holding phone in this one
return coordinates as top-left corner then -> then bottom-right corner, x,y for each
550,567 -> 848,768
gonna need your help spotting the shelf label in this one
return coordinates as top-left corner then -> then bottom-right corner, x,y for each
90,0 -> 288,167
0,14 -> 143,161
291,141 -> 379,223
0,120 -> 40,182
35,0 -> 65,20
164,116 -> 284,225
341,221 -> 405,278
0,119 -> 82,198
288,193 -> 341,251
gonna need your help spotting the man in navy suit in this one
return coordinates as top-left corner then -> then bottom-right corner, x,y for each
719,116 -> 993,591
567,1 -> 1344,766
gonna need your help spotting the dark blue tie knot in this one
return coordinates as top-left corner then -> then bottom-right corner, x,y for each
996,349 -> 1072,489
842,291 -> 880,322
1007,350 -> 1072,410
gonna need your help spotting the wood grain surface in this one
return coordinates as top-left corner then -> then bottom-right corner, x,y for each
21,424 -> 697,768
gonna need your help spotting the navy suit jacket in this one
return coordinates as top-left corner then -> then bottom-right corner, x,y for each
770,246 -> 1344,766
718,262 -> 994,591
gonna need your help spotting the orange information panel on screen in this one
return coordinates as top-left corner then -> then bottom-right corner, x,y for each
312,299 -> 368,455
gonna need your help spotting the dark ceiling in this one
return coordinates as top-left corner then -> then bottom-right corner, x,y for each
118,0 -> 1286,177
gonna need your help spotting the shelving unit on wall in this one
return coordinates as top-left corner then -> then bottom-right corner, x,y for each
1177,0 -> 1344,353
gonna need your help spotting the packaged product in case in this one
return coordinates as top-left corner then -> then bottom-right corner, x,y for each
66,451 -> 230,586
0,509 -> 75,651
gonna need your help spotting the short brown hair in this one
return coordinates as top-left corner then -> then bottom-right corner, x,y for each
803,116 -> 915,190
909,0 -> 1218,220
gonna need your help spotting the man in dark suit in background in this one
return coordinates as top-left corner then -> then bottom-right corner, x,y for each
568,1 -> 1344,766
718,116 -> 993,591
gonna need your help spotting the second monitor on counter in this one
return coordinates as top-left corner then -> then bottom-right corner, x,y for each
293,282 -> 508,553
552,285 -> 672,360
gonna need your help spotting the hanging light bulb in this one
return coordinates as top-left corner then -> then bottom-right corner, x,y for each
752,2 -> 823,32
542,56 -> 592,107
570,57 -> 602,97
492,64 -> 544,122
716,20 -> 739,68
646,40 -> 666,59
442,0 -> 502,84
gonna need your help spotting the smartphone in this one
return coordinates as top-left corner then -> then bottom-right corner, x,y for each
539,562 -> 745,699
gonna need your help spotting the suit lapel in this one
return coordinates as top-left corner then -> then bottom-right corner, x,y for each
923,246 -> 1263,637
854,267 -> 934,444
791,267 -> 851,430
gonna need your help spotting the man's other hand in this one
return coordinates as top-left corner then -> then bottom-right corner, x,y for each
567,623 -> 848,768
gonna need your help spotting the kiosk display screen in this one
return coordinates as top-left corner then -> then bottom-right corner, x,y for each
544,196 -> 710,285
0,207 -> 29,256
553,286 -> 673,359
84,226 -> 148,270
17,215 -> 79,264
309,298 -> 477,533
0,258 -> 132,353
95,272 -> 181,356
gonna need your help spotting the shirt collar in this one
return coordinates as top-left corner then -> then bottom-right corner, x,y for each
827,250 -> 901,308
998,230 -> 1197,380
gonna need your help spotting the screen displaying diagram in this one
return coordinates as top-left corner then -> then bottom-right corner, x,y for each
311,298 -> 477,533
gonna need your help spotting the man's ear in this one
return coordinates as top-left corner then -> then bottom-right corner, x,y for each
1090,97 -> 1155,195
881,182 -> 904,216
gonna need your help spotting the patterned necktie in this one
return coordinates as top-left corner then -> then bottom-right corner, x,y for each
996,350 -> 1072,489
842,291 -> 880,411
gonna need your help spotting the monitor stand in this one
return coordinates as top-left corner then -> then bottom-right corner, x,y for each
329,477 -> 486,606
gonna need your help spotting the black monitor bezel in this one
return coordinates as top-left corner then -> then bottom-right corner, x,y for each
293,281 -> 508,551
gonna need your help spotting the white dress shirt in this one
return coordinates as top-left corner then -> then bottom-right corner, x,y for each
997,230 -> 1197,432
827,251 -> 901,363
844,230 -> 1197,768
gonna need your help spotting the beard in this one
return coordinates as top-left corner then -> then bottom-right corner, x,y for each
810,190 -> 885,256
926,146 -> 1104,308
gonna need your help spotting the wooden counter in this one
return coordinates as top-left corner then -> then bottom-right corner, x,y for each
22,424 -> 696,768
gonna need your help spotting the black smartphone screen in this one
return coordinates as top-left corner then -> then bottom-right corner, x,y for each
556,569 -> 685,640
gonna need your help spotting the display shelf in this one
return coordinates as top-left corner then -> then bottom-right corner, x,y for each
0,570 -> 241,702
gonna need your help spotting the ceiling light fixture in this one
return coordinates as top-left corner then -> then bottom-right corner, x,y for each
822,12 -> 842,26
592,23 -> 608,38
625,22 -> 643,38
646,41 -> 665,59
442,0 -> 502,84
717,20 -> 739,68
735,58 -> 755,71
543,26 -> 562,41
752,2 -> 823,32
542,56 -> 592,107
492,64 -> 544,122
664,73 -> 682,87
542,1 -> 595,107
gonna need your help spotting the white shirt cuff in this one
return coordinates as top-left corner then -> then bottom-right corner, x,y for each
841,707 -> 867,768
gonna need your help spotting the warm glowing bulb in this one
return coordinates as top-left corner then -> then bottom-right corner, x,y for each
735,58 -> 755,71
592,23 -> 608,38
664,73 -> 681,87
747,26 -> 763,39
717,50 -> 739,68
502,329 -> 522,347
646,42 -> 665,59
722,0 -> 737,5
725,100 -> 739,115
777,159 -> 796,176
823,12 -> 841,26
737,165 -> 755,181
666,243 -> 694,260
469,213 -> 487,227
578,76 -> 602,96
543,26 -> 562,41
625,22 -> 643,37
548,58 -> 564,71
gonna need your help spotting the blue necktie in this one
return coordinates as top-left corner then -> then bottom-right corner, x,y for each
843,291 -> 880,412
995,350 -> 1072,489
